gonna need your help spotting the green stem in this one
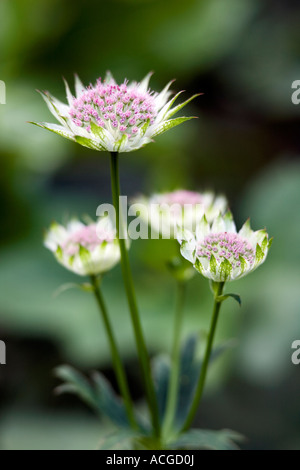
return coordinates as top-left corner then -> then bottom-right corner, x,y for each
109,151 -> 160,438
181,281 -> 225,432
162,281 -> 186,439
90,275 -> 137,430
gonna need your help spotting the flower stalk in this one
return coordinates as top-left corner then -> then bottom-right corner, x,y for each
110,151 -> 161,438
90,274 -> 137,429
181,281 -> 224,432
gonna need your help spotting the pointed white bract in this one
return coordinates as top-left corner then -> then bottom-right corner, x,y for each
31,72 -> 199,153
44,217 -> 120,276
133,190 -> 228,239
178,211 -> 272,282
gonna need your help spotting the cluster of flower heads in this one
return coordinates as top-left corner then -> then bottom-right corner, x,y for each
45,217 -> 120,276
45,194 -> 271,282
31,72 -> 198,153
37,72 -> 271,282
178,211 -> 272,282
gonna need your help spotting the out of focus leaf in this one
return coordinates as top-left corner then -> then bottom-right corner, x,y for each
170,428 -> 244,450
98,430 -> 138,450
54,365 -> 134,429
153,334 -> 233,430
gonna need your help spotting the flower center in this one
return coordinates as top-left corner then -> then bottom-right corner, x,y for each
197,232 -> 255,268
69,79 -> 157,139
62,224 -> 113,256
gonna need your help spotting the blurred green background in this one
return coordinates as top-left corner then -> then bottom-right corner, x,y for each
0,0 -> 300,450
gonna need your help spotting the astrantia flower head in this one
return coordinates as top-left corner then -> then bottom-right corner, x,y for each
178,211 -> 272,282
134,190 -> 228,238
44,217 -> 120,276
31,72 -> 199,153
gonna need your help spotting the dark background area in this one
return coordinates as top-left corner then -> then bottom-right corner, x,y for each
0,0 -> 300,449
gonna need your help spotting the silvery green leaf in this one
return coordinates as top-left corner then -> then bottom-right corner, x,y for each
166,94 -> 200,120
216,293 -> 242,306
54,365 -> 97,409
98,430 -> 139,450
152,117 -> 196,137
75,136 -> 106,151
30,122 -> 75,141
170,428 -> 244,450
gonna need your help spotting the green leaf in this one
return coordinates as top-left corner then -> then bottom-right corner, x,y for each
239,255 -> 246,274
210,255 -> 217,275
92,372 -> 132,428
166,94 -> 201,120
140,119 -> 151,136
54,366 -> 141,430
157,91 -> 184,121
217,293 -> 241,306
152,117 -> 196,137
29,121 -> 75,141
152,355 -> 170,422
75,136 -> 106,151
170,428 -> 244,450
55,245 -> 63,260
175,334 -> 201,429
261,236 -> 268,251
54,365 -> 97,409
194,258 -> 203,273
114,133 -> 128,152
79,245 -> 91,263
98,430 -> 139,450
219,258 -> 232,281
255,243 -> 264,264
90,121 -> 107,142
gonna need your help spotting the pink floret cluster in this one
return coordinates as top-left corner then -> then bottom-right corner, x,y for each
197,232 -> 255,268
69,79 -> 158,138
62,224 -> 114,256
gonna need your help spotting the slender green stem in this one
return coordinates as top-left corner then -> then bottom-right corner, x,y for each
162,281 -> 186,439
90,275 -> 137,429
181,281 -> 225,432
109,151 -> 161,438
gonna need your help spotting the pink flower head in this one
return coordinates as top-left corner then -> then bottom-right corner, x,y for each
178,211 -> 272,282
31,72 -> 200,153
44,217 -> 120,276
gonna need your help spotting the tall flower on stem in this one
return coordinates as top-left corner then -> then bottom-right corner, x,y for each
33,72 -> 199,440
177,211 -> 272,431
133,189 -> 228,439
45,216 -> 137,429
31,72 -> 199,153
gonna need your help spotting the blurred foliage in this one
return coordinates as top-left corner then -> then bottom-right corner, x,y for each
0,0 -> 300,450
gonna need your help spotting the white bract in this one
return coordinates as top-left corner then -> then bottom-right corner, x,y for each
44,217 -> 120,276
178,211 -> 272,282
133,190 -> 228,238
31,72 -> 198,153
